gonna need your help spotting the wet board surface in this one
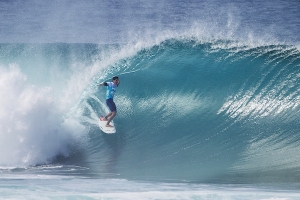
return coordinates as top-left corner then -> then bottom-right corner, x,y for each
99,117 -> 116,134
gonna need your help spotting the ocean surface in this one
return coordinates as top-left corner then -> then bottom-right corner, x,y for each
0,0 -> 300,199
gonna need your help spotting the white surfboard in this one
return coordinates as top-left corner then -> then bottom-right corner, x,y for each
99,117 -> 116,134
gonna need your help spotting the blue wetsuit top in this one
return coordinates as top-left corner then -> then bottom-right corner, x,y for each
104,82 -> 118,99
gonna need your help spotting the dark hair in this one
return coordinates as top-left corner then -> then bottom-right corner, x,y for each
112,76 -> 119,80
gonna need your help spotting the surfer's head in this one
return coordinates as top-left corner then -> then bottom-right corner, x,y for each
112,76 -> 120,86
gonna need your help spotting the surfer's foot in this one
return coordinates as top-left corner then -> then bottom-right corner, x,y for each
100,117 -> 108,121
106,124 -> 114,128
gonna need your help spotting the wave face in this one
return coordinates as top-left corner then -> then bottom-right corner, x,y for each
0,40 -> 300,184
84,39 -> 300,183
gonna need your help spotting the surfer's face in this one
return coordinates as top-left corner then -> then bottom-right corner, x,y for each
113,78 -> 120,85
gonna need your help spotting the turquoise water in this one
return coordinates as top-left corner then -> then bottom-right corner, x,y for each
0,0 -> 300,199
0,40 -> 299,199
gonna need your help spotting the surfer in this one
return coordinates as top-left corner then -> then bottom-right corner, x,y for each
98,76 -> 120,127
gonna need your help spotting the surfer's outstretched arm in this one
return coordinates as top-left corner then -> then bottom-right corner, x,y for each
98,82 -> 108,86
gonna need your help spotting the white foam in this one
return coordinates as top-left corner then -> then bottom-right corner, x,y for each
1,178 -> 300,200
0,65 -> 85,167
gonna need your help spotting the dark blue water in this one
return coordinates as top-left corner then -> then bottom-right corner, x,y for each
0,0 -> 300,199
0,0 -> 299,44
